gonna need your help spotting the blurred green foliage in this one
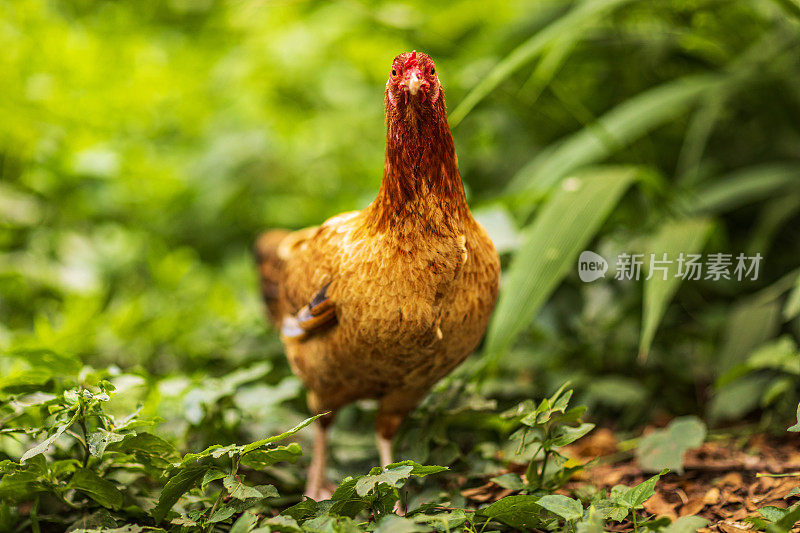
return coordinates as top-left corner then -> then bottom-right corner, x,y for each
2,0 -> 800,529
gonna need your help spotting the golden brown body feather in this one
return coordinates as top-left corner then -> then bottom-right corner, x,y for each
256,51 -> 499,498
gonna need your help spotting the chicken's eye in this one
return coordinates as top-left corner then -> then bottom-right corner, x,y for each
391,69 -> 397,76
430,67 -> 435,75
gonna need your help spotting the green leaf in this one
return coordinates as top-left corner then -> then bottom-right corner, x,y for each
784,272 -> 800,321
661,515 -> 709,533
240,443 -> 302,469
223,475 -> 278,500
552,422 -> 595,447
491,473 -> 525,491
260,515 -> 303,532
636,417 -> 706,474
240,414 -> 322,454
230,510 -> 258,533
67,468 -> 123,510
537,494 -> 584,521
449,0 -> 633,126
772,504 -> 800,532
709,375 -> 770,423
108,432 -> 177,459
619,469 -> 669,509
0,349 -> 81,390
689,164 -> 800,215
88,429 -> 125,457
373,514 -> 428,533
576,505 -> 605,532
355,466 -> 413,497
384,460 -> 448,478
508,76 -> 722,195
639,218 -> 713,360
760,506 -> 790,522
480,494 -> 542,529
201,469 -> 226,490
20,408 -> 80,463
593,498 -> 628,522
717,298 -> 782,375
0,470 -> 44,502
485,167 -> 637,363
152,465 -> 207,523
788,404 -> 800,432
207,505 -> 238,524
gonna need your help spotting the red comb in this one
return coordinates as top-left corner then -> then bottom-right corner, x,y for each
404,50 -> 418,70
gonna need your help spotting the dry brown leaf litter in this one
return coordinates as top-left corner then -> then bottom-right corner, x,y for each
460,428 -> 800,532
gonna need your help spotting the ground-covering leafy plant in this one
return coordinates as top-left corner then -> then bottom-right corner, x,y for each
1,361 -> 718,532
3,0 -> 800,530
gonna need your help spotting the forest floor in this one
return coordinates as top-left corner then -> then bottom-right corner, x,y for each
461,429 -> 800,532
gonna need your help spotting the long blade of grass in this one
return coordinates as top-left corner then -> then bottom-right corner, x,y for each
784,272 -> 800,321
483,166 -> 637,367
716,276 -> 800,374
449,0 -> 632,127
687,164 -> 800,215
508,74 -> 723,196
639,217 -> 713,361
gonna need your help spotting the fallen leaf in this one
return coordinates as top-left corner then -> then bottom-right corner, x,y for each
681,497 -> 706,517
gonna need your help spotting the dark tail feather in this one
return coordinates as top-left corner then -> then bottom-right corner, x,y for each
254,230 -> 290,325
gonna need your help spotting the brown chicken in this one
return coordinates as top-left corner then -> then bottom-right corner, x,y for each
255,51 -> 500,500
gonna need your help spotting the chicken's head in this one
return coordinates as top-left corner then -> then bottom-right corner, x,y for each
386,50 -> 441,108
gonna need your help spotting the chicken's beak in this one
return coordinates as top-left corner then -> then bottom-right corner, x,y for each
406,72 -> 422,96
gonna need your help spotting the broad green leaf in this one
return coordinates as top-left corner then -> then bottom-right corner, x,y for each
773,504 -> 800,532
88,429 -> 125,457
207,505 -> 237,524
639,218 -> 713,360
383,460 -> 448,478
201,469 -> 226,490
485,167 -> 636,363
108,432 -> 177,458
230,510 -> 258,533
709,375 -> 770,422
508,76 -> 722,195
223,475 -> 278,500
355,466 -> 413,497
620,469 -> 669,509
760,506 -> 790,522
537,494 -> 584,521
152,465 -> 207,523
240,443 -> 302,469
373,514 -> 428,533
260,515 -> 303,532
67,468 -> 123,510
491,473 -> 525,491
746,336 -> 800,374
662,515 -> 709,533
636,417 -> 706,474
479,494 -> 542,530
552,422 -> 595,447
450,0 -> 633,126
0,470 -> 44,502
593,498 -> 628,522
717,298 -> 782,375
